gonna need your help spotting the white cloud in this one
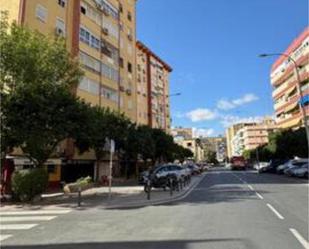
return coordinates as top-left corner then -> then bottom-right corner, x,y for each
217,93 -> 259,110
185,108 -> 217,122
220,115 -> 264,128
192,128 -> 215,138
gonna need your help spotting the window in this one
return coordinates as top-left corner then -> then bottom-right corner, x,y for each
119,57 -> 124,68
102,19 -> 119,40
128,62 -> 132,73
102,62 -> 119,82
79,77 -> 100,95
127,11 -> 132,21
80,27 -> 100,51
36,4 -> 47,22
58,0 -> 66,8
101,86 -> 118,102
101,0 -> 119,20
56,18 -> 65,36
119,3 -> 123,13
79,52 -> 101,74
101,40 -> 119,64
81,3 -> 86,14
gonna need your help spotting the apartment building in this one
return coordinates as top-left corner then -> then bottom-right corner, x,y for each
1,0 -> 138,182
170,127 -> 193,140
136,41 -> 172,131
270,27 -> 309,129
231,118 -> 277,156
226,123 -> 252,159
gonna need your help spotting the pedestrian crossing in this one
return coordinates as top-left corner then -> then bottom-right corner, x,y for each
0,209 -> 72,242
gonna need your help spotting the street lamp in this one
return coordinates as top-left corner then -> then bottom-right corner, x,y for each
259,53 -> 309,145
167,92 -> 181,98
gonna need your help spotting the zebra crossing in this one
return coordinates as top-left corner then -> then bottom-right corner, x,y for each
0,209 -> 72,242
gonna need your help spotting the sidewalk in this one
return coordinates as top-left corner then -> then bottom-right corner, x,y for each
0,174 -> 205,211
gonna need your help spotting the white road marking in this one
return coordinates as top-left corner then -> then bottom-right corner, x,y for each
0,234 -> 12,242
0,224 -> 38,230
255,192 -> 264,199
248,185 -> 254,191
289,228 -> 309,249
0,210 -> 71,216
0,216 -> 56,222
266,203 -> 284,220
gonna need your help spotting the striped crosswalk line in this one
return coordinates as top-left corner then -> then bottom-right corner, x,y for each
0,224 -> 38,230
0,216 -> 57,222
0,234 -> 13,242
0,209 -> 72,242
0,210 -> 71,216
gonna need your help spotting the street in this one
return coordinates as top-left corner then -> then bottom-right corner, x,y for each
1,167 -> 308,249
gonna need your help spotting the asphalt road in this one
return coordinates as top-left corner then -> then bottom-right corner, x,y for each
1,167 -> 308,249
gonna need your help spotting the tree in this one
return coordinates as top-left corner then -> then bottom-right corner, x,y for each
151,128 -> 175,163
0,18 -> 82,92
0,17 -> 84,165
205,150 -> 218,164
2,86 -> 89,167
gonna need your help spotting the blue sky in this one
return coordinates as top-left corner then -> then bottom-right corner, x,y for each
136,0 -> 308,137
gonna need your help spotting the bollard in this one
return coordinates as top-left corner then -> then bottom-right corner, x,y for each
77,186 -> 81,207
147,179 -> 151,200
169,178 -> 173,196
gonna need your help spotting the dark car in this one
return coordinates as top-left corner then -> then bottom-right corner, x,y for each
261,159 -> 288,173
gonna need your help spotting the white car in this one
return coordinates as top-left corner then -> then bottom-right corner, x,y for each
292,163 -> 308,178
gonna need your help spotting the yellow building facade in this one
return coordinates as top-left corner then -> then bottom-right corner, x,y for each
1,0 -> 138,183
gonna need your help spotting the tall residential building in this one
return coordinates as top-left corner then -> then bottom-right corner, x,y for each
231,118 -> 277,156
136,41 -> 172,131
1,0 -> 138,182
270,27 -> 309,129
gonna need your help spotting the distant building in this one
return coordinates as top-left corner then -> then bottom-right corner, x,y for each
270,27 -> 309,129
200,137 -> 227,162
171,128 -> 203,162
230,118 -> 277,156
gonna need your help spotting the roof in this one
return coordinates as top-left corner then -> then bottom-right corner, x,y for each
136,41 -> 173,72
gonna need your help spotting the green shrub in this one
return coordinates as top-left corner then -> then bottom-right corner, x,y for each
11,168 -> 49,201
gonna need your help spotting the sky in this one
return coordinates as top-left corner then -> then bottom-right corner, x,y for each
136,0 -> 308,137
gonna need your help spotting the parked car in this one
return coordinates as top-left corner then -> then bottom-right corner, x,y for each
277,159 -> 308,175
260,159 -> 289,173
255,162 -> 269,172
186,164 -> 201,175
143,164 -> 185,192
292,163 -> 309,178
230,156 -> 246,170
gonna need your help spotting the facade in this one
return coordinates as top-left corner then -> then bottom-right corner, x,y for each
170,127 -> 193,140
0,0 -> 139,183
226,123 -> 252,159
200,137 -> 227,162
270,27 -> 309,129
231,118 -> 277,156
136,41 -> 172,131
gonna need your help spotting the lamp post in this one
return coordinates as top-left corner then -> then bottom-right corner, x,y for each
259,53 -> 309,145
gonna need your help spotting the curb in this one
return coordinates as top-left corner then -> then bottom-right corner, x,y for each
103,173 -> 206,209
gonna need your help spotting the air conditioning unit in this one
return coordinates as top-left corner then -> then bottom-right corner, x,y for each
126,89 -> 132,95
55,27 -> 64,36
127,34 -> 133,41
102,28 -> 109,35
119,86 -> 125,91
